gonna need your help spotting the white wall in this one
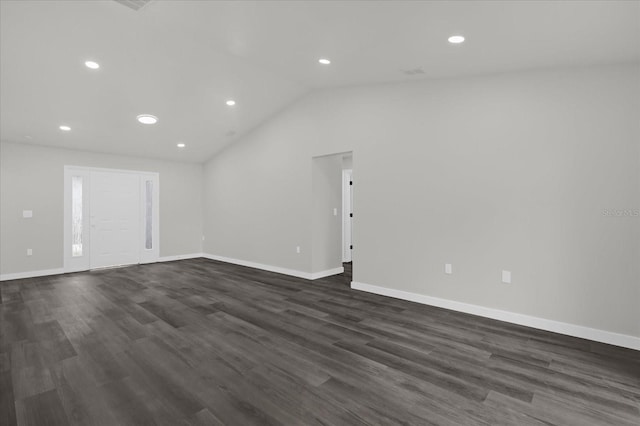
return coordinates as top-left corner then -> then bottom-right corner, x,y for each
342,154 -> 353,170
0,142 -> 203,275
202,117 -> 313,273
203,64 -> 640,339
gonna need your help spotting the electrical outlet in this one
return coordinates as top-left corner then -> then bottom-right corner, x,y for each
502,270 -> 512,284
27,249 -> 33,256
296,246 -> 301,254
333,208 -> 338,216
445,263 -> 452,274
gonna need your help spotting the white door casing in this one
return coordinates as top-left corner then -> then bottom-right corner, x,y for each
342,169 -> 353,262
63,166 -> 159,272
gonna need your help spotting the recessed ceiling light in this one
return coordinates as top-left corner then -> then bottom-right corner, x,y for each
448,35 -> 465,44
59,125 -> 71,131
177,143 -> 186,148
318,58 -> 331,65
84,61 -> 100,69
137,114 -> 158,124
226,100 -> 236,106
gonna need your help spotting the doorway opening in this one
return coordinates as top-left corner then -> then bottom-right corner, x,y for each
63,166 -> 160,273
310,151 -> 353,285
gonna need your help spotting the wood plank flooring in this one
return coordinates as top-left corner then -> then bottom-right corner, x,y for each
1,258 -> 638,425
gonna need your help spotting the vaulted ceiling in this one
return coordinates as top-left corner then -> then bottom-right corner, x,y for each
1,0 -> 638,162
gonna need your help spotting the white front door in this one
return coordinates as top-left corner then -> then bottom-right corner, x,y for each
90,171 -> 141,269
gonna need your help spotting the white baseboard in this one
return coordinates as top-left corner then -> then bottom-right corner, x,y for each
202,253 -> 310,279
0,268 -> 65,282
202,253 -> 343,280
309,267 -> 345,280
351,281 -> 640,351
153,253 -> 204,263
1,253 -> 205,282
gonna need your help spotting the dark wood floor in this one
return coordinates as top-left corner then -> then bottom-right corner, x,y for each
1,259 -> 638,426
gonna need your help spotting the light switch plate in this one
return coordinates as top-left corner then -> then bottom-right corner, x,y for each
27,249 -> 33,256
445,264 -> 453,274
23,210 -> 33,218
502,270 -> 512,284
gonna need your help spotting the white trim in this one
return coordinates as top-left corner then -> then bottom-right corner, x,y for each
342,169 -> 353,263
310,267 -> 345,280
203,253 -> 343,280
1,253 -> 204,281
351,281 -> 640,351
63,165 -> 159,176
0,268 -> 65,282
203,254 -> 311,279
151,253 -> 204,263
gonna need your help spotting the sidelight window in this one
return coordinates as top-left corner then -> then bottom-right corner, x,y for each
71,176 -> 83,256
145,180 -> 153,249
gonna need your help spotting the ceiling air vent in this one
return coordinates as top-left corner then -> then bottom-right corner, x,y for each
113,0 -> 154,11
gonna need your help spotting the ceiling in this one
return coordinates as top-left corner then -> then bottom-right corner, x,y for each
1,0 -> 638,163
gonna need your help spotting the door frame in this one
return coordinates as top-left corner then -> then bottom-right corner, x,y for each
342,168 -> 353,263
63,166 -> 160,273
